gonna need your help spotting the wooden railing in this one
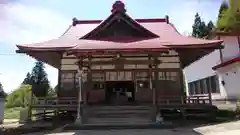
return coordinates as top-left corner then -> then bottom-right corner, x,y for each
186,95 -> 210,104
32,97 -> 78,108
31,95 -> 211,108
158,95 -> 210,105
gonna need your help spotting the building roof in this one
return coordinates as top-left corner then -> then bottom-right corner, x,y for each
212,56 -> 240,70
16,1 -> 223,68
16,18 -> 222,51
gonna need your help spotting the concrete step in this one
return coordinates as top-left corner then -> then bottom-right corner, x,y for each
89,105 -> 152,111
87,117 -> 152,125
90,112 -> 151,118
86,105 -> 154,125
90,109 -> 150,114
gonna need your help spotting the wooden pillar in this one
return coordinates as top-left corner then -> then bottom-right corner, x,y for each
76,57 -> 83,124
179,57 -> 186,104
86,56 -> 92,104
154,70 -> 158,105
56,52 -> 62,117
179,70 -> 185,104
148,55 -> 154,104
153,56 -> 159,106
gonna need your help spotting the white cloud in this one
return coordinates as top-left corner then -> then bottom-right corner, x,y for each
167,0 -> 219,35
167,1 -> 199,34
0,1 -> 70,93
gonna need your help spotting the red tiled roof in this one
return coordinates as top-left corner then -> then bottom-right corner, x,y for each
212,56 -> 240,70
17,19 -> 223,52
67,39 -> 169,55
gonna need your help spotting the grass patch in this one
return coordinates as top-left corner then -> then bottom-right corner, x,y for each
4,107 -> 24,119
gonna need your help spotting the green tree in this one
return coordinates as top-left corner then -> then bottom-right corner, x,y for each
48,87 -> 57,97
217,0 -> 240,32
22,72 -> 32,85
5,85 -> 31,108
31,61 -> 50,97
192,13 -> 214,39
218,0 -> 229,20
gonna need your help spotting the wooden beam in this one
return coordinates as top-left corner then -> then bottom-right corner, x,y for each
81,59 -> 162,65
90,68 -> 181,72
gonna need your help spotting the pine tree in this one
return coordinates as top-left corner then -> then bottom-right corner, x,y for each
206,21 -> 215,39
22,72 -> 32,85
31,61 -> 50,97
192,13 -> 202,38
192,13 -> 214,39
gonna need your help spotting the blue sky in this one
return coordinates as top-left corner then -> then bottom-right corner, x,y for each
0,0 -> 223,93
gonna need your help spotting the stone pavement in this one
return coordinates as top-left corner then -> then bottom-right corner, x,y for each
23,129 -> 200,135
195,120 -> 240,135
22,120 -> 240,135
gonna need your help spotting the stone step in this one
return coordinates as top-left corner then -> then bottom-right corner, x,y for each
86,105 -> 154,125
88,105 -> 152,111
87,117 -> 152,125
89,112 -> 151,118
90,109 -> 150,114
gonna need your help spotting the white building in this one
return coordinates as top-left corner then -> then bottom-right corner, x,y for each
184,34 -> 240,102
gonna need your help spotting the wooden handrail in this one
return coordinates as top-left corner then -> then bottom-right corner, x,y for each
32,97 -> 78,106
32,95 -> 211,106
157,95 -> 210,105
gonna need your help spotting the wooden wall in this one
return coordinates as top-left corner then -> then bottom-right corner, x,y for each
58,51 -> 183,103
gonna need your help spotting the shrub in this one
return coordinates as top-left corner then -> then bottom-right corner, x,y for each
5,85 -> 31,108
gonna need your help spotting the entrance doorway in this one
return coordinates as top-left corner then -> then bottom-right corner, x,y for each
105,81 -> 135,105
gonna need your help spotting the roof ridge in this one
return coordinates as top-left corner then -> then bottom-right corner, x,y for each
72,18 -> 168,25
60,25 -> 73,37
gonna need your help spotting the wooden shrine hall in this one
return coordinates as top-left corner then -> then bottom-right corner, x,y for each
16,1 -> 223,124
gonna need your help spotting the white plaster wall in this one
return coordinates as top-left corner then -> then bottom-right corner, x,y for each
217,63 -> 240,100
183,50 -> 224,99
184,50 -> 221,82
0,99 -> 4,124
184,36 -> 240,100
221,36 -> 240,61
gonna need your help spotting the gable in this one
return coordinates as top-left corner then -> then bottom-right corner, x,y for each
81,11 -> 159,41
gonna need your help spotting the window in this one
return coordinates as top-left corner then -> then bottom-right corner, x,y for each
92,73 -> 104,81
190,83 -> 195,95
158,72 -> 165,80
199,80 -> 205,94
206,78 -> 211,93
165,72 -> 178,81
195,81 -> 200,94
136,72 -> 149,80
61,71 -> 77,90
92,82 -> 104,90
188,75 -> 220,95
210,76 -> 220,93
106,72 -> 117,81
